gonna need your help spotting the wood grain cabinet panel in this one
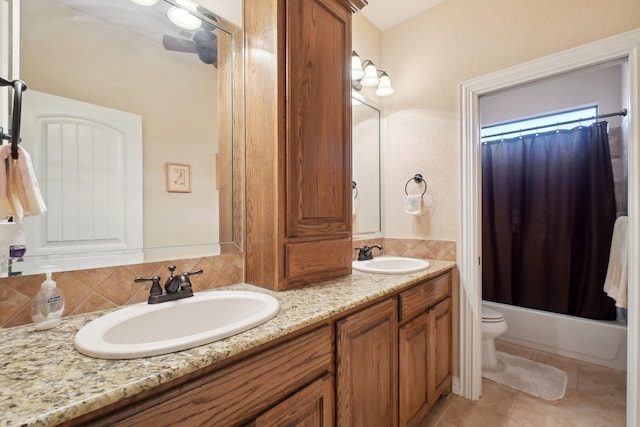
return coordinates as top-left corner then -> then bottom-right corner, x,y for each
399,311 -> 431,427
336,298 -> 398,427
285,0 -> 351,239
398,272 -> 451,322
432,298 -> 453,400
250,375 -> 334,427
398,272 -> 453,427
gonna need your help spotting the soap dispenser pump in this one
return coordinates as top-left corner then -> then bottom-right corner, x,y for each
31,272 -> 65,330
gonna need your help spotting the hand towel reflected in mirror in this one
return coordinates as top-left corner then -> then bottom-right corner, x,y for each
0,144 -> 47,221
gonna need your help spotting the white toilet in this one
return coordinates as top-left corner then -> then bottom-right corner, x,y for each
481,305 -> 508,370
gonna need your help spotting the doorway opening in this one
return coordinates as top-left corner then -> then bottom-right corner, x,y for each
459,28 -> 640,426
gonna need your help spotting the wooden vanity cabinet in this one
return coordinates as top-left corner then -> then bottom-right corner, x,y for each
398,273 -> 453,426
335,271 -> 453,427
64,271 -> 453,427
68,326 -> 333,427
244,0 -> 366,291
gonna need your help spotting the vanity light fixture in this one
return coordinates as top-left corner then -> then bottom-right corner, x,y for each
176,0 -> 198,11
130,0 -> 158,5
351,51 -> 394,97
167,0 -> 201,31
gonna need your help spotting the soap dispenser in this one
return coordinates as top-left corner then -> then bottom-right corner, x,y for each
31,272 -> 65,330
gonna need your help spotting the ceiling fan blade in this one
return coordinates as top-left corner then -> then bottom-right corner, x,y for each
193,31 -> 218,67
197,50 -> 218,67
162,34 -> 197,53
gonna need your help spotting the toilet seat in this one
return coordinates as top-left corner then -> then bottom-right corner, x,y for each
481,304 -> 507,370
482,306 -> 505,323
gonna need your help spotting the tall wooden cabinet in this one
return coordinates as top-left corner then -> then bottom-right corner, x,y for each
244,0 -> 366,291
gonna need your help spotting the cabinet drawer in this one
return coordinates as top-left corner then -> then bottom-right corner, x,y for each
286,238 -> 352,285
398,272 -> 451,322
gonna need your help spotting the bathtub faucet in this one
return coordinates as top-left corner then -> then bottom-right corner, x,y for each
355,245 -> 383,261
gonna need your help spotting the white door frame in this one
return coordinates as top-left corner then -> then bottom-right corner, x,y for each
459,28 -> 640,425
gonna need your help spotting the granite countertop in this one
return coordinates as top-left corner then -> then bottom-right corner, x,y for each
0,260 -> 454,427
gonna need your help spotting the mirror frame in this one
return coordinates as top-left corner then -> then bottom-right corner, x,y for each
351,92 -> 383,237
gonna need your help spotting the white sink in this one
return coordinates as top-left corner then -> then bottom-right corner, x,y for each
352,256 -> 430,274
74,291 -> 280,359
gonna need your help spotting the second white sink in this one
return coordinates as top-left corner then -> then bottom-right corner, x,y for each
74,290 -> 280,359
352,256 -> 430,274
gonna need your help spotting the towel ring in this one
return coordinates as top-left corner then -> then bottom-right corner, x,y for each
352,180 -> 358,199
0,77 -> 27,160
404,173 -> 427,196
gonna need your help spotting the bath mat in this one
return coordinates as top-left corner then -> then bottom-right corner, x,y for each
482,351 -> 568,401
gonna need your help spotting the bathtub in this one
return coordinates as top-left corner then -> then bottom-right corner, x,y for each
483,300 -> 627,371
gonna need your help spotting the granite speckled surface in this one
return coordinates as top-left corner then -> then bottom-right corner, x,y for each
0,260 -> 454,427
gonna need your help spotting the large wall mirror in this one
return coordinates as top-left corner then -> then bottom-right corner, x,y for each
352,95 -> 381,236
0,0 -> 242,277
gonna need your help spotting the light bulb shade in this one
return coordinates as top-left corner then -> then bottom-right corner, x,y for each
131,0 -> 158,5
375,73 -> 394,96
360,63 -> 379,87
176,0 -> 198,11
351,52 -> 364,81
167,7 -> 201,30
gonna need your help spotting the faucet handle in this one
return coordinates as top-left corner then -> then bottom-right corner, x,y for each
184,269 -> 203,278
135,275 -> 162,297
177,269 -> 203,290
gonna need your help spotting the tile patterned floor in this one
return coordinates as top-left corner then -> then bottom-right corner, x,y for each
419,340 -> 627,427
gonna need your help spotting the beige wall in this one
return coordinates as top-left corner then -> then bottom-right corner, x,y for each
374,0 -> 640,242
353,13 -> 383,66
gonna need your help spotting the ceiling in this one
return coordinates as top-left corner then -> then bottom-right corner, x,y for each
360,0 -> 445,31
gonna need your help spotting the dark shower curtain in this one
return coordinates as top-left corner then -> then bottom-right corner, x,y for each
482,122 -> 617,320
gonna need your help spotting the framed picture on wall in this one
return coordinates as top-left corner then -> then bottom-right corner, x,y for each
166,162 -> 192,193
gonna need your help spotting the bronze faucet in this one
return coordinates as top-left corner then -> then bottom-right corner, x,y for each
135,265 -> 203,304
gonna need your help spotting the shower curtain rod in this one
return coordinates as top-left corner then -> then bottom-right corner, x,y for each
481,108 -> 628,140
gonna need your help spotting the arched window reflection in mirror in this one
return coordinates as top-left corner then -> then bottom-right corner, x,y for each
352,95 -> 381,236
2,0 -> 242,277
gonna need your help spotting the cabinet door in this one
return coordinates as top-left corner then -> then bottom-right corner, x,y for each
398,297 -> 452,426
398,311 -> 430,427
336,298 -> 397,427
251,375 -> 334,427
431,298 -> 452,401
285,0 -> 352,239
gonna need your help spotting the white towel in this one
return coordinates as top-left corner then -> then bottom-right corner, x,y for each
352,192 -> 357,215
404,194 -> 423,215
0,144 -> 47,221
604,216 -> 628,309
